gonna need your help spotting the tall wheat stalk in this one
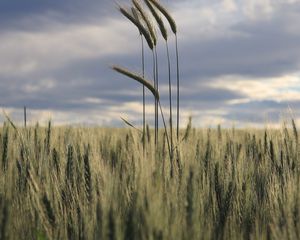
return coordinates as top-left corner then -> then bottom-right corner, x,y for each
147,0 -> 182,175
146,0 -> 180,143
123,3 -> 160,148
145,0 -> 175,176
131,6 -> 146,155
115,0 -> 180,167
132,0 -> 159,147
175,35 -> 180,141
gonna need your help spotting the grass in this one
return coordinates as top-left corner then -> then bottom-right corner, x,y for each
0,120 -> 300,239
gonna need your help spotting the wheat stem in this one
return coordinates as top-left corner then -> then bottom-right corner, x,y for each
141,36 -> 146,156
175,34 -> 180,142
154,47 -> 159,146
152,50 -> 158,146
158,101 -> 172,162
166,41 -> 173,163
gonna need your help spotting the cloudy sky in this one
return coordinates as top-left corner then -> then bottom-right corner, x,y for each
1,0 -> 300,128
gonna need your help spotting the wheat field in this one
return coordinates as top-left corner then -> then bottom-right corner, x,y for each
0,120 -> 300,240
0,0 -> 298,239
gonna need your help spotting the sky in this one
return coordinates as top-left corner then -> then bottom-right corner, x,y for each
1,0 -> 300,128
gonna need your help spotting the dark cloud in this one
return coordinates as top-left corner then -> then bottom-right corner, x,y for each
179,3 -> 300,81
0,0 -> 123,31
182,31 -> 300,80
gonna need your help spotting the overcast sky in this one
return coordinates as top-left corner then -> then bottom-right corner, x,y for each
1,0 -> 300,128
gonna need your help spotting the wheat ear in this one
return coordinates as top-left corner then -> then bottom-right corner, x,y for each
144,0 -> 168,41
148,0 -> 177,34
119,6 -> 154,50
132,0 -> 157,46
112,66 -> 159,100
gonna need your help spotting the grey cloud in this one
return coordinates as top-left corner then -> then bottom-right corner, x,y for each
180,3 -> 300,80
0,0 -> 116,31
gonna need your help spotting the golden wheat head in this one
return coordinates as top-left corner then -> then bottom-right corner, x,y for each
112,65 -> 159,100
131,7 -> 142,35
132,0 -> 157,46
144,0 -> 168,41
119,6 -> 154,49
148,0 -> 177,34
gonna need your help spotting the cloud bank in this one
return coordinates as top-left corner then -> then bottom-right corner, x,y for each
1,0 -> 300,128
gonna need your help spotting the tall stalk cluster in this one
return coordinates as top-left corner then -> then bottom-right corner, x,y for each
113,0 -> 181,176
